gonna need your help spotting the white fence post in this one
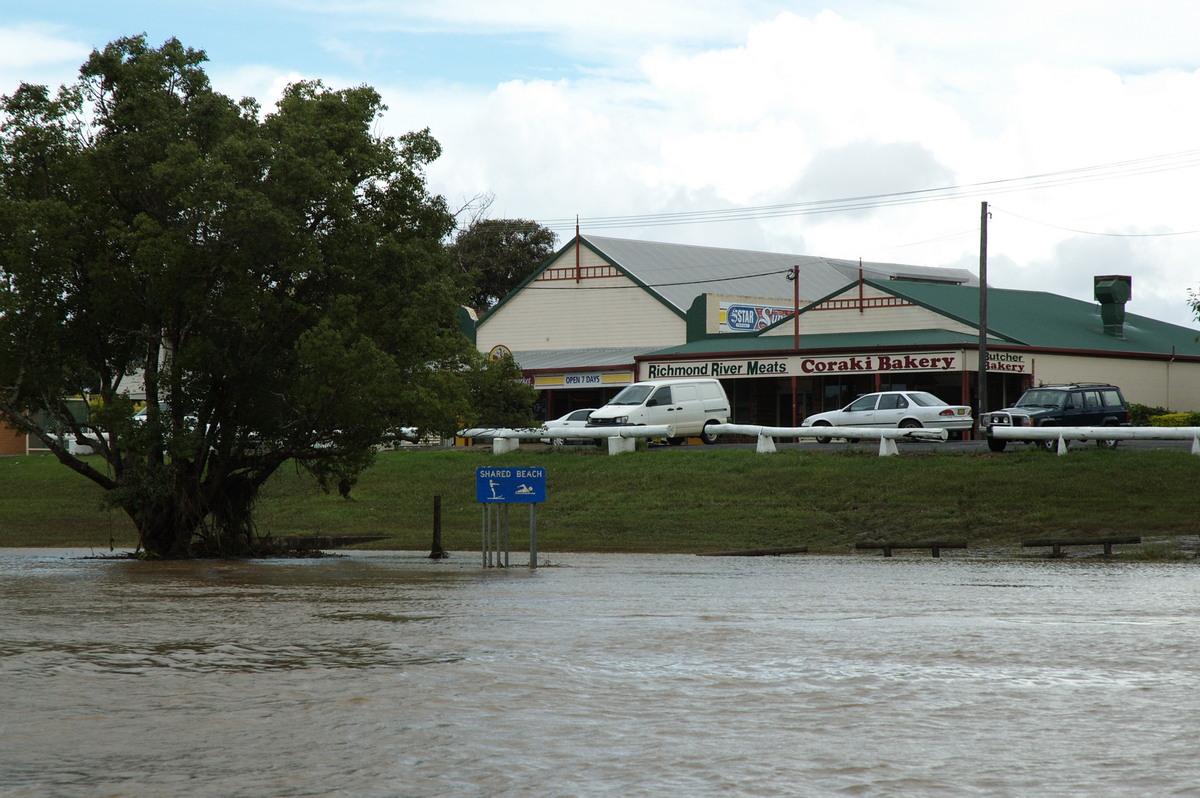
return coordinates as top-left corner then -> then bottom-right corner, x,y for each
492,437 -> 520,454
608,436 -> 637,455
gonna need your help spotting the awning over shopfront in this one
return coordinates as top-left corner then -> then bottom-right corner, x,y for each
508,347 -> 646,390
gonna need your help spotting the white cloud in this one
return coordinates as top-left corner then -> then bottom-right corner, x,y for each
384,6 -> 1200,325
794,141 -> 956,209
0,25 -> 86,69
0,24 -> 89,94
5,2 -> 1200,329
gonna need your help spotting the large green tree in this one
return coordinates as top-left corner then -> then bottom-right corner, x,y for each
450,218 -> 557,312
0,36 -> 533,557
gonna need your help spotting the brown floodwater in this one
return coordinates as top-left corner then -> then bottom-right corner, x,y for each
1,548 -> 1197,796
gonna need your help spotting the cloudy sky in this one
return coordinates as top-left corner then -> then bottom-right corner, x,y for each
4,1 -> 1200,327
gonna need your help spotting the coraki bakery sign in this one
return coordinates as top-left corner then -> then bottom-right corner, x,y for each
799,353 -> 959,374
643,352 -> 967,380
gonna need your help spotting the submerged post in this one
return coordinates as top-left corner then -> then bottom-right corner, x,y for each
429,495 -> 447,559
502,504 -> 511,568
481,505 -> 489,567
530,504 -> 538,568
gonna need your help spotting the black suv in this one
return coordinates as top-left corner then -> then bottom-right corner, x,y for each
983,383 -> 1130,452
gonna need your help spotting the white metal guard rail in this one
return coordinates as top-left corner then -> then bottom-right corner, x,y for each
705,424 -> 947,456
988,425 -> 1200,455
458,424 -> 677,455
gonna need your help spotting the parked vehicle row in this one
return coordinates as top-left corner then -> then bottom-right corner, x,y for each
538,380 -> 1133,453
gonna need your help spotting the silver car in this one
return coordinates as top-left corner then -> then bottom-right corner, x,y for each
541,408 -> 598,445
803,391 -> 973,443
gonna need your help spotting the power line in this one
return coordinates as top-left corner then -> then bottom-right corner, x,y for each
533,148 -> 1200,234
994,207 -> 1200,238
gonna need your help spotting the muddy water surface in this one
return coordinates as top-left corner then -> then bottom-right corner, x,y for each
1,549 -> 1197,797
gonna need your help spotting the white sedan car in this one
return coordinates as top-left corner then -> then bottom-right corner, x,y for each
541,408 -> 598,444
802,391 -> 973,442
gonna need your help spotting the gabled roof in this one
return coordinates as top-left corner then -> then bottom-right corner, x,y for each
479,235 -> 979,325
582,235 -> 978,313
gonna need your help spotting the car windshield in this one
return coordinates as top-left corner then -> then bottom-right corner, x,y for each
1014,389 -> 1067,409
906,392 -> 948,407
606,385 -> 653,406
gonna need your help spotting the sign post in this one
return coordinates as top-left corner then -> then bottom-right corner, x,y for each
475,467 -> 546,568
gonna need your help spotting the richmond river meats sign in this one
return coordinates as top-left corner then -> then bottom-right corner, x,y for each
643,350 -> 1029,379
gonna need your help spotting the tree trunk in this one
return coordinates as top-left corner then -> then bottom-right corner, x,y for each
126,469 -> 262,558
134,503 -> 205,559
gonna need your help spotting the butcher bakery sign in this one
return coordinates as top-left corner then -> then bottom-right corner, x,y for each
644,352 -> 965,380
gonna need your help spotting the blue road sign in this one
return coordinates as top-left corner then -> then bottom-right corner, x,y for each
476,466 -> 546,503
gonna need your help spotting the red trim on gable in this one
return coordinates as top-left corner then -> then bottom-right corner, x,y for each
539,265 -> 621,281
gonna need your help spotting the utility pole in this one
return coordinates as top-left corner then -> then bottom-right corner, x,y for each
788,265 -> 800,427
977,201 -> 989,429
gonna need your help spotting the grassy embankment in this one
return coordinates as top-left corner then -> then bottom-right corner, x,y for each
1,445 -> 1197,557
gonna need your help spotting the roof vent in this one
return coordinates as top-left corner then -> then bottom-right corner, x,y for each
1093,275 -> 1132,337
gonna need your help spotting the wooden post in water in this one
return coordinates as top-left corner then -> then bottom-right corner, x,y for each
429,495 -> 448,559
530,504 -> 538,568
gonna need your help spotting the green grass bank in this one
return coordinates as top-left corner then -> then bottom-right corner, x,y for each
2,446 -> 1198,557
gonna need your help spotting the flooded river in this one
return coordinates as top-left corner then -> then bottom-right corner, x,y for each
1,548 -> 1197,797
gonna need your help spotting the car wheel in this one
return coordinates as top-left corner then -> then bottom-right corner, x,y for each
551,437 -> 564,446
1098,436 -> 1119,450
899,419 -> 923,429
666,436 -> 685,446
813,421 -> 833,444
700,421 -> 720,445
1038,437 -> 1058,453
987,437 -> 1007,452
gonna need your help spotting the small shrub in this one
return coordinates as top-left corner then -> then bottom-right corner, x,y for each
1148,412 -> 1200,427
1129,403 -> 1169,425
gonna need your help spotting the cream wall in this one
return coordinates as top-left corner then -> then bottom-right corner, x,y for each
1026,353 -> 1200,411
476,247 -> 684,352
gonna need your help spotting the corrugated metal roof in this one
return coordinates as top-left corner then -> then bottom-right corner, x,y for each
510,347 -> 647,371
584,235 -> 978,313
884,281 -> 1200,356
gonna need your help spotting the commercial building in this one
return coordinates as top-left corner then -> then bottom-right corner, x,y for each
471,234 -> 1200,427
